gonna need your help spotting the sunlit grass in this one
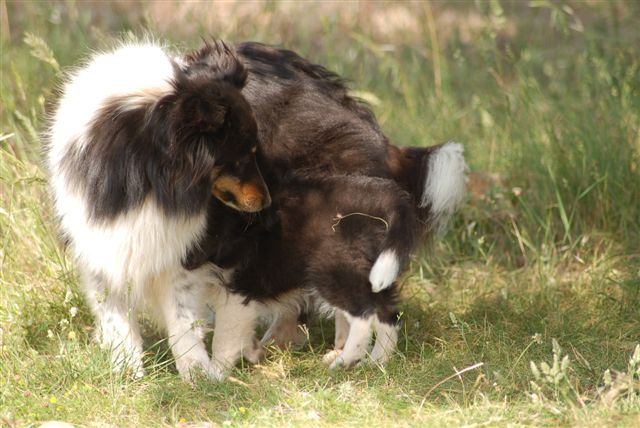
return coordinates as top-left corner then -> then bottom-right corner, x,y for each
1,1 -> 639,426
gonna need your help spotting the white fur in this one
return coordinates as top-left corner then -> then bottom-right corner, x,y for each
328,312 -> 374,370
323,311 -> 399,368
47,43 -> 175,170
45,42 -> 230,381
322,310 -> 350,365
210,286 -> 265,371
149,266 -> 226,382
80,268 -> 145,378
369,249 -> 400,293
421,142 -> 468,233
370,316 -> 399,363
47,43 -> 194,297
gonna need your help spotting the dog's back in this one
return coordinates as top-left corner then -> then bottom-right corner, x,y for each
235,42 -> 466,234
236,42 -> 389,179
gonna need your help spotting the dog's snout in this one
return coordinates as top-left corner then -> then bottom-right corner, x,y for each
211,154 -> 271,213
240,184 -> 271,212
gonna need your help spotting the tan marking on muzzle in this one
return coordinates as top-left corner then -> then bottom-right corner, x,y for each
212,175 -> 270,212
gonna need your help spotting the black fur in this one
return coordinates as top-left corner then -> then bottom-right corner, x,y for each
187,174 -> 417,322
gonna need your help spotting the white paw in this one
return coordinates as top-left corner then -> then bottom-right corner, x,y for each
329,355 -> 346,371
176,356 -> 225,382
322,349 -> 343,365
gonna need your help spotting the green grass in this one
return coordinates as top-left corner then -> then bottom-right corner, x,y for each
2,1 -> 640,426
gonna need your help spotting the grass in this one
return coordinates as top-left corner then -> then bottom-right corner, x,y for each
1,1 -> 640,426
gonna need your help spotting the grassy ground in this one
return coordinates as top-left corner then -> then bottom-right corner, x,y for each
1,1 -> 640,426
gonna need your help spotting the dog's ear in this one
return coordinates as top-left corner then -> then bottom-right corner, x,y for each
172,87 -> 227,134
184,40 -> 248,89
188,95 -> 227,133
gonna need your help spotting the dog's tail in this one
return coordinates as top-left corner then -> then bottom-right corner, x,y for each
368,191 -> 417,293
369,142 -> 467,293
389,142 -> 467,233
418,142 -> 467,233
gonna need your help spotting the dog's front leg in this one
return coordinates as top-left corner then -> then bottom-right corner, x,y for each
370,315 -> 399,364
328,311 -> 374,370
153,267 -> 224,382
79,268 -> 145,378
322,310 -> 350,365
210,289 -> 263,375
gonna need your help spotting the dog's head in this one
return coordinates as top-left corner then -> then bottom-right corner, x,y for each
158,41 -> 270,212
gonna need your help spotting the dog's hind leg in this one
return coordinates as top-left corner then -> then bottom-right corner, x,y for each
152,267 -> 223,382
370,315 -> 399,364
80,267 -> 144,378
328,311 -> 374,370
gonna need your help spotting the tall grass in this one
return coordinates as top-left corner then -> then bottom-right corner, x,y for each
2,1 -> 640,426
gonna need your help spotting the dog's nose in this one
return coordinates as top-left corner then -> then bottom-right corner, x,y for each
243,194 -> 270,212
240,185 -> 271,212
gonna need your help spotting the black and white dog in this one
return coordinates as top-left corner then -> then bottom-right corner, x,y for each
47,39 -> 466,379
46,41 -> 271,381
184,43 -> 467,367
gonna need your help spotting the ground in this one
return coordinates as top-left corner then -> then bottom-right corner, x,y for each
1,1 -> 639,426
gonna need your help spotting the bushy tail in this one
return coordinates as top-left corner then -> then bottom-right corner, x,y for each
369,142 -> 467,293
419,142 -> 467,234
368,190 -> 417,293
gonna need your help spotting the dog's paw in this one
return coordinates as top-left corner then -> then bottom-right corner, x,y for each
110,348 -> 145,379
177,356 -> 225,383
322,349 -> 343,365
326,350 -> 362,370
329,355 -> 347,371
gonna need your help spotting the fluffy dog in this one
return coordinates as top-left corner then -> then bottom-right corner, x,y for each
182,43 -> 466,367
46,41 -> 270,381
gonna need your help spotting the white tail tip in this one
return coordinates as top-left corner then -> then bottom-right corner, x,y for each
369,249 -> 400,293
420,142 -> 467,233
